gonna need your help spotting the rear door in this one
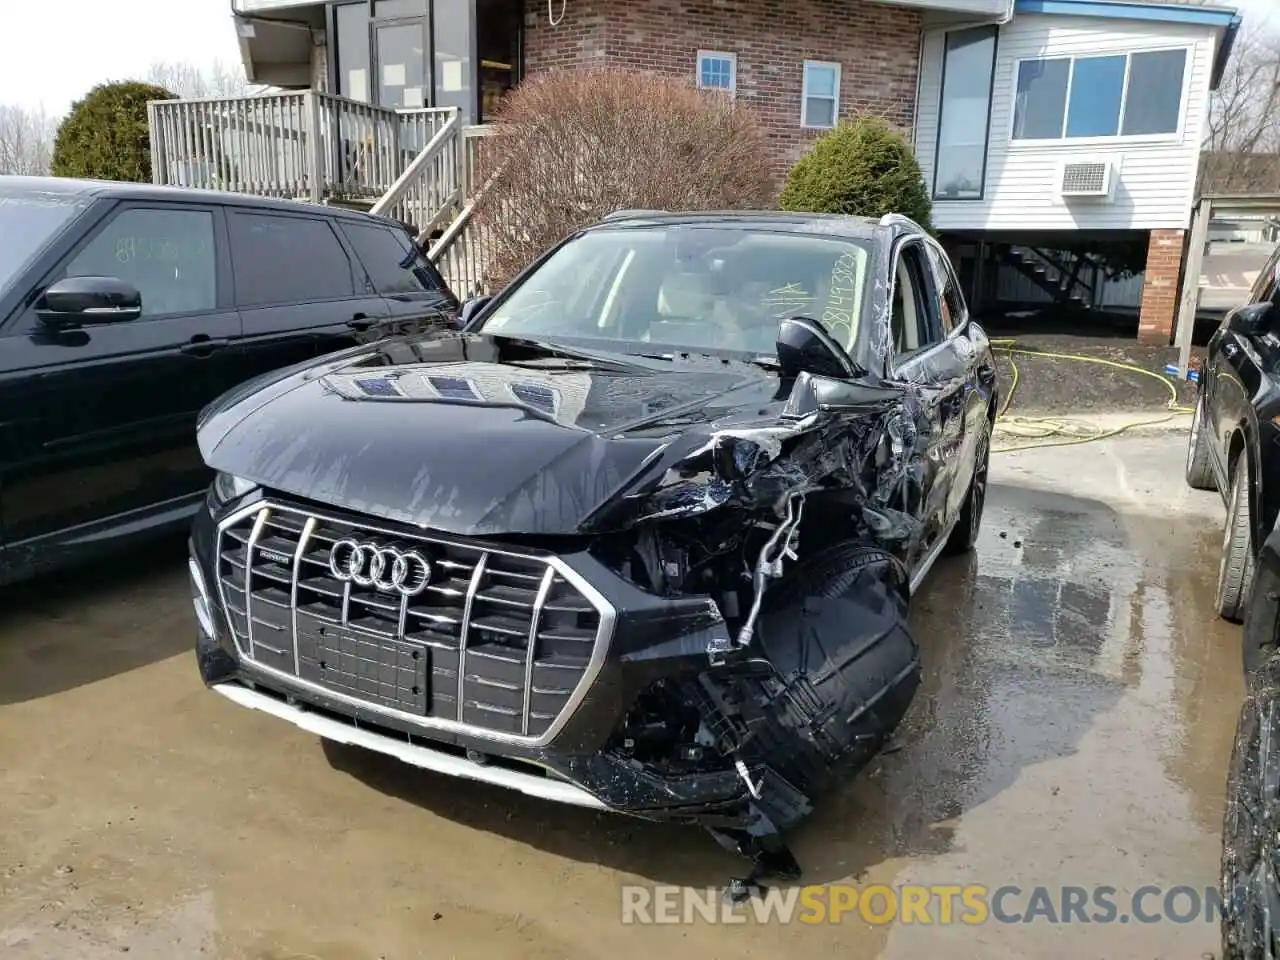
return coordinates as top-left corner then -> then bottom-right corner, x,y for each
338,219 -> 460,339
228,208 -> 390,377
0,201 -> 239,559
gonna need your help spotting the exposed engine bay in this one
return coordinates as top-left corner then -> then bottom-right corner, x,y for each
578,390 -> 933,899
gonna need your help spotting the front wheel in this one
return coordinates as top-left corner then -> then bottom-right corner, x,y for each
1217,452 -> 1256,623
945,426 -> 990,555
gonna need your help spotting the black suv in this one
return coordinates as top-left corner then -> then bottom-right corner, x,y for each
1185,243 -> 1280,623
0,176 -> 459,585
188,210 -> 998,882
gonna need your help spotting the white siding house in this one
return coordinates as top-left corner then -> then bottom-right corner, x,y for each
917,14 -> 1224,231
910,0 -> 1242,340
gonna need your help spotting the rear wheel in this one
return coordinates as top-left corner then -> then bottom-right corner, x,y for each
1218,452 -> 1256,623
1185,395 -> 1216,491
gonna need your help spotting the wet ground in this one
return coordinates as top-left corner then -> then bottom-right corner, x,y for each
0,433 -> 1246,959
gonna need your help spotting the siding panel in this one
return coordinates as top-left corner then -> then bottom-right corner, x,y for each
917,14 -> 1218,232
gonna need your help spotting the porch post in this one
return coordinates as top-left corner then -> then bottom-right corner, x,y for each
1176,198 -> 1212,376
304,90 -> 325,203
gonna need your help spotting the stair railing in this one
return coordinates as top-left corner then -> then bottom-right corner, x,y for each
370,108 -> 462,244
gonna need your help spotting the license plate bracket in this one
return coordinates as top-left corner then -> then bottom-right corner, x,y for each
296,625 -> 429,715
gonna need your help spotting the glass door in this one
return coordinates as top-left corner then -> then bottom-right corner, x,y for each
375,19 -> 428,109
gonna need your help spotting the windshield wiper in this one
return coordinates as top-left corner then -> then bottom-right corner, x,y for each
639,350 -> 781,371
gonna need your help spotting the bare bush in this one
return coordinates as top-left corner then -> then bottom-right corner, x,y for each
1203,20 -> 1280,192
0,104 -> 56,175
472,67 -> 775,287
145,59 -> 254,100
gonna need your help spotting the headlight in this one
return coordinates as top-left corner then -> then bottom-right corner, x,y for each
211,472 -> 257,504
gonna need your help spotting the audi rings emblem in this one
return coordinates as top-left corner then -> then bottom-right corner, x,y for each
328,539 -> 433,596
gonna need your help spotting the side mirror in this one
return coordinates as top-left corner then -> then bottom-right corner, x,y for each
37,276 -> 142,329
458,295 -> 492,329
776,316 -> 864,381
1228,301 -> 1277,336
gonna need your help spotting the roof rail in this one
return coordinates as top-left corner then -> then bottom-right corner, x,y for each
601,208 -> 667,222
879,212 -> 926,233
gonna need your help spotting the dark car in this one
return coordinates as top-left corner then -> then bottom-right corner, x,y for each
1185,242 -> 1280,623
0,175 -> 459,585
1221,540 -> 1280,960
187,210 -> 999,886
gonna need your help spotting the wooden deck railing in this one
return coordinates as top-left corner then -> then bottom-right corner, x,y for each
148,92 -> 464,203
149,91 -> 502,297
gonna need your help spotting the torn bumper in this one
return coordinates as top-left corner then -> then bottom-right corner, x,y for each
189,498 -> 765,825
189,496 -> 919,828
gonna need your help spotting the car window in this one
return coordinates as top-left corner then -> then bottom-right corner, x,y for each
926,243 -> 964,336
1252,246 -> 1280,304
0,190 -> 92,297
63,207 -> 216,318
480,226 -> 872,358
890,243 -> 939,355
342,221 -> 445,296
229,212 -> 356,307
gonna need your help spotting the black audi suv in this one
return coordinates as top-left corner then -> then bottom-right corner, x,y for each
187,210 -> 998,881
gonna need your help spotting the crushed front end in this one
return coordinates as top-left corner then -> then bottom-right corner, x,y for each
191,444 -> 922,890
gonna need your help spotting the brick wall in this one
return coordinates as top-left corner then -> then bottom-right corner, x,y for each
522,0 -> 921,182
1138,229 -> 1187,343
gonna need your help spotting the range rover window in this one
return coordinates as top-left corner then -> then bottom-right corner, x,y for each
479,226 -> 872,357
229,212 -> 356,306
341,221 -> 444,295
0,189 -> 91,297
63,207 -> 216,317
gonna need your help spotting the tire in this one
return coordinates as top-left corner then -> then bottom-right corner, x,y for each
748,542 -> 919,805
945,425 -> 990,555
1243,560 -> 1280,680
1186,395 -> 1217,491
1218,453 -> 1257,623
1221,664 -> 1280,960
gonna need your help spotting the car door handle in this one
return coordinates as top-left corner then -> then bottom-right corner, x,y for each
348,313 -> 373,332
181,336 -> 230,357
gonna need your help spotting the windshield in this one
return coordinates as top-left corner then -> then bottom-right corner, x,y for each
0,190 -> 91,294
479,226 -> 872,358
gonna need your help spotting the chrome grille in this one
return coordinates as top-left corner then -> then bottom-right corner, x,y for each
214,500 -> 611,743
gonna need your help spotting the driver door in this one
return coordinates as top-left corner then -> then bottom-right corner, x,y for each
885,238 -> 970,574
0,201 -> 240,561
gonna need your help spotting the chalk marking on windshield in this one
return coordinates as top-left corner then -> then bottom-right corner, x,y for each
823,251 -> 862,347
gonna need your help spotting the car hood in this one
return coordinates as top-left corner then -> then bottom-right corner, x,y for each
198,331 -> 794,536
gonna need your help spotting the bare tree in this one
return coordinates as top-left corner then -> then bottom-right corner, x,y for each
145,59 -> 256,99
0,103 -> 56,175
1203,21 -> 1280,193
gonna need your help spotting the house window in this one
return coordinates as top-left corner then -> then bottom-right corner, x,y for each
697,51 -> 736,93
802,60 -> 841,129
933,25 -> 998,201
1012,48 -> 1189,141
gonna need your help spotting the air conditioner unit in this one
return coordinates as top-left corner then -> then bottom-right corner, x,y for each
1058,159 -> 1116,200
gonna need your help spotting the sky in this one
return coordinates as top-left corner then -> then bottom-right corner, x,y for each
0,0 -> 243,117
0,0 -> 1275,118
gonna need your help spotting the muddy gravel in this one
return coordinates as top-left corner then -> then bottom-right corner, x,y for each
0,432 -> 1245,959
